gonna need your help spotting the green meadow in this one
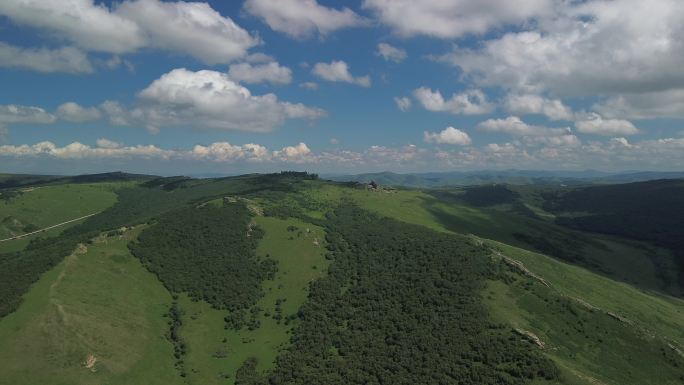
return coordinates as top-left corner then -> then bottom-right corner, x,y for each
0,183 -> 121,253
0,228 -> 181,385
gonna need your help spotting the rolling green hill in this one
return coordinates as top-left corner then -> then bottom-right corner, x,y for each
539,179 -> 684,289
0,173 -> 681,384
0,183 -> 128,255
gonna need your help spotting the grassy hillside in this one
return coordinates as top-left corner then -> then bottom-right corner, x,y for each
0,228 -> 181,385
0,174 -> 681,384
0,183 -> 121,253
487,241 -> 684,346
540,179 -> 684,290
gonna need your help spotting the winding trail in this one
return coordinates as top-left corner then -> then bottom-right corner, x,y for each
0,212 -> 100,243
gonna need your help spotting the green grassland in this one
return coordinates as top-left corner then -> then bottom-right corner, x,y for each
483,278 -> 683,385
178,215 -> 329,385
488,240 -> 684,347
0,176 -> 681,384
0,183 -> 122,253
0,228 -> 181,385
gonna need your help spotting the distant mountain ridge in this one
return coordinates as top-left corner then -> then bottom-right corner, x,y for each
325,170 -> 684,188
0,171 -> 155,189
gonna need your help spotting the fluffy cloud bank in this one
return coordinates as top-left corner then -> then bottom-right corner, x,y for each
0,0 -> 259,64
437,0 -> 684,100
4,137 -> 684,171
594,90 -> 684,120
312,61 -> 371,87
243,0 -> 367,39
2,68 -> 324,134
0,140 -> 314,163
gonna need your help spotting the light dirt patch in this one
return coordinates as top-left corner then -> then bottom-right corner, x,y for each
495,251 -> 551,287
514,328 -> 545,348
84,354 -> 98,372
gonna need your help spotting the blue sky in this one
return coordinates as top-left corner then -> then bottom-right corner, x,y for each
1,0 -> 684,175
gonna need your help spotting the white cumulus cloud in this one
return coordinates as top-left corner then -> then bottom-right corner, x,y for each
376,43 -> 407,63
272,142 -> 313,163
0,42 -> 93,74
243,0 -> 367,39
191,142 -> 270,162
0,141 -> 170,159
0,140 -> 320,164
299,82 -> 319,90
424,126 -> 472,146
394,97 -> 412,112
129,68 -> 325,133
438,0 -> 684,100
0,0 -> 143,54
312,61 -> 371,87
362,0 -> 553,39
504,94 -> 574,121
116,0 -> 259,64
228,62 -> 293,85
96,138 -> 123,149
56,102 -> 102,122
593,90 -> 684,120
413,87 -> 493,115
0,0 -> 259,64
575,113 -> 639,136
477,116 -> 570,137
0,105 -> 56,132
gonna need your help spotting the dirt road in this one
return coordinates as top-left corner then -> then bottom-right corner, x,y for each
0,212 -> 100,243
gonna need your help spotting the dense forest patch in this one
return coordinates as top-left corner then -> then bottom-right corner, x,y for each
129,204 -> 275,313
237,205 -> 559,385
